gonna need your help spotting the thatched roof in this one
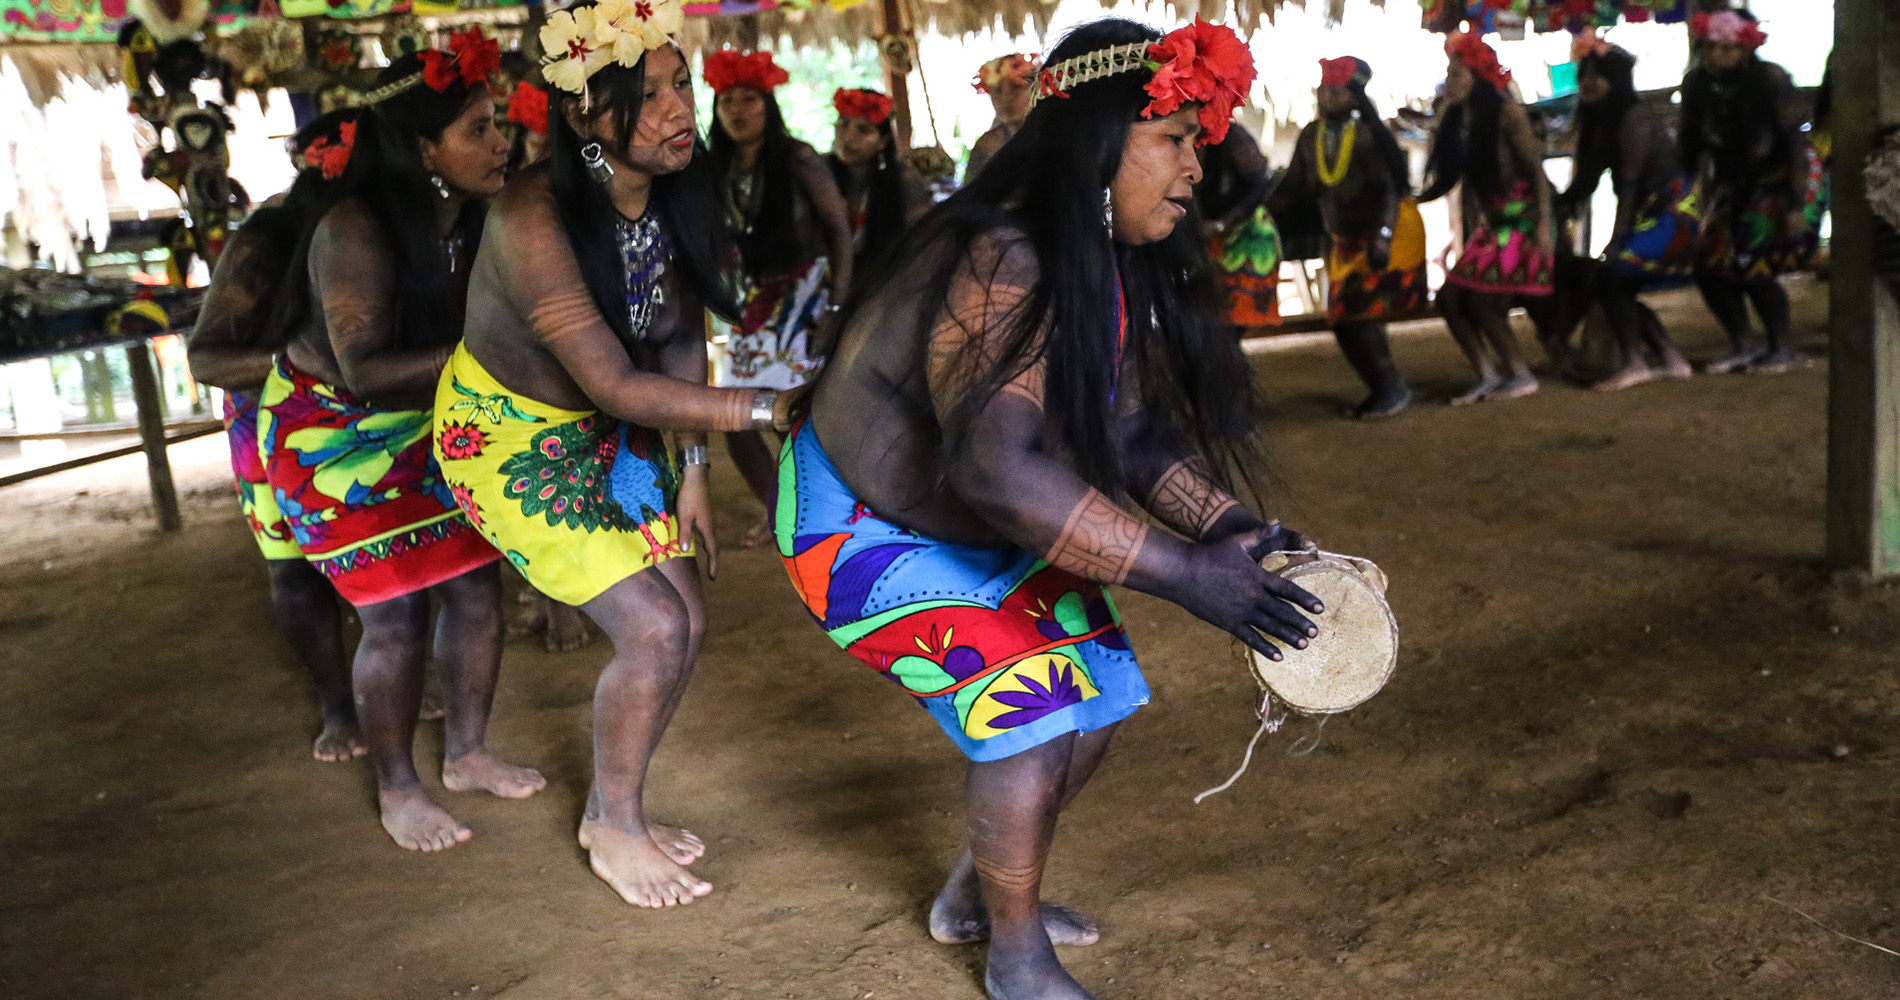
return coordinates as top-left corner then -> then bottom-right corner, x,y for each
684,0 -> 1384,51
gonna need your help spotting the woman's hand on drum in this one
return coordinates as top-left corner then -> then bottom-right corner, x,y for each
1170,523 -> 1323,661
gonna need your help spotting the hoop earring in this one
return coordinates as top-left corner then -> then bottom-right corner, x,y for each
581,142 -> 615,184
430,173 -> 450,199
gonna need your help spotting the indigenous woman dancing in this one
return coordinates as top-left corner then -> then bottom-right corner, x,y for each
965,53 -> 1037,182
1270,56 -> 1425,419
1423,32 -> 1555,406
262,33 -> 544,852
1681,10 -> 1819,375
1559,38 -> 1697,391
776,19 -> 1322,999
827,87 -> 932,295
188,111 -> 361,761
706,49 -> 853,546
1195,121 -> 1281,334
439,2 -> 798,907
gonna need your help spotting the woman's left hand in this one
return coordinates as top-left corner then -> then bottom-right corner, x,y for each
677,465 -> 718,579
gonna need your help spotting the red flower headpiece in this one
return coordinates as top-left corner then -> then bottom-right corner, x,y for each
1690,10 -> 1767,48
300,121 -> 356,180
422,27 -> 502,91
1032,18 -> 1253,148
833,87 -> 893,125
703,49 -> 788,96
507,81 -> 549,136
1446,31 -> 1512,92
1319,56 -> 1367,89
973,53 -> 1038,94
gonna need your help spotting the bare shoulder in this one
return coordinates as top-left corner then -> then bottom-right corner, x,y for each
963,224 -> 1039,288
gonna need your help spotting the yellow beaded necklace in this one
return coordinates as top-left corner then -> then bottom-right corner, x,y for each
1316,119 -> 1357,188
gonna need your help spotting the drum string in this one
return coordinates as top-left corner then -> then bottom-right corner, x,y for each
1193,689 -> 1285,804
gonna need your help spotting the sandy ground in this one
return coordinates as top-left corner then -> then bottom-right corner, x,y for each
4,278 -> 1897,999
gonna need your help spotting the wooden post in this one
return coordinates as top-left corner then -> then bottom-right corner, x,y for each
125,340 -> 183,532
1825,0 -> 1900,575
876,0 -> 913,149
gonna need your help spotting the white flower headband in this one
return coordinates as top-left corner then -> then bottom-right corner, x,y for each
539,0 -> 686,108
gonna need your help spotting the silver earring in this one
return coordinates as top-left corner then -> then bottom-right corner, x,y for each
1102,187 -> 1113,228
430,173 -> 450,199
581,142 -> 614,183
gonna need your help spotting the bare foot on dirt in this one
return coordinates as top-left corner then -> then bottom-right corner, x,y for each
578,819 -> 706,866
1702,351 -> 1762,375
417,690 -> 445,722
984,955 -> 1096,1000
1489,373 -> 1540,401
1658,354 -> 1695,380
442,750 -> 546,799
379,786 -> 471,852
312,718 -> 367,762
1593,365 -> 1658,393
544,601 -> 591,653
1352,389 -> 1412,422
580,821 -> 713,907
1748,349 -> 1803,374
507,593 -> 549,639
930,897 -> 1100,946
1450,375 -> 1502,407
741,516 -> 771,550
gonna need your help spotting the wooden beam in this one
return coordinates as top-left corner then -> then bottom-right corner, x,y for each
125,341 -> 184,532
875,0 -> 913,149
1825,0 -> 1900,575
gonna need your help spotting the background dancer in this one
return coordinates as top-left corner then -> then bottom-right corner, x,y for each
1558,37 -> 1698,391
187,111 -> 362,761
1422,32 -> 1555,406
1270,56 -> 1423,419
1196,121 -> 1281,336
827,86 -> 932,296
1680,9 -> 1819,375
776,18 -> 1322,1000
263,34 -> 544,852
707,48 -> 852,547
442,3 -> 798,907
965,53 -> 1036,182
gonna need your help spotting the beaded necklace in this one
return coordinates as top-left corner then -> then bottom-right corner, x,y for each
615,212 -> 670,342
1317,118 -> 1357,188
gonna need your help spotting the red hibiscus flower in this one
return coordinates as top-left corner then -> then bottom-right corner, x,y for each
833,87 -> 893,125
1446,31 -> 1512,92
1142,17 -> 1255,146
301,121 -> 356,180
422,26 -> 501,92
703,49 -> 789,96
438,421 -> 486,461
507,82 -> 549,137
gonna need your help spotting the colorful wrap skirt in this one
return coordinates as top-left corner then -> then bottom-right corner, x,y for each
716,256 -> 830,391
1697,146 -> 1825,280
258,359 -> 499,607
775,421 -> 1150,762
1211,207 -> 1282,328
1328,197 -> 1431,325
434,343 -> 687,608
1610,174 -> 1703,283
1446,182 -> 1555,297
222,389 -> 300,560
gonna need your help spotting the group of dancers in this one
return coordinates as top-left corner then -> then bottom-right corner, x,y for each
1194,8 -> 1819,419
181,7 -> 1807,999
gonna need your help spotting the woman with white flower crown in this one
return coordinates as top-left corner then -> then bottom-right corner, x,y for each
436,0 -> 797,907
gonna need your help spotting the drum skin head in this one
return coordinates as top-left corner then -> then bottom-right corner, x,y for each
1249,556 -> 1398,714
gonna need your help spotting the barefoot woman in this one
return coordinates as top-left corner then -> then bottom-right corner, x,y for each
189,111 -> 362,762
1423,32 -> 1555,406
263,32 -> 544,852
437,0 -> 796,907
777,19 -> 1321,999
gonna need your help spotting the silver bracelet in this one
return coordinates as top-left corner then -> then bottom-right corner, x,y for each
749,389 -> 777,431
678,444 -> 709,467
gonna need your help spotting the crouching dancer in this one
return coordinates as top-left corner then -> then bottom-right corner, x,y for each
437,3 -> 796,906
774,18 -> 1322,1000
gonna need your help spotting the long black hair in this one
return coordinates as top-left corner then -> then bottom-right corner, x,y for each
1566,46 -> 1638,205
1343,60 -> 1412,190
709,87 -> 806,278
825,106 -> 905,289
831,17 -> 1257,499
267,54 -> 488,350
1419,70 -> 1504,202
224,110 -> 360,350
542,38 -> 737,362
1678,17 -> 1790,184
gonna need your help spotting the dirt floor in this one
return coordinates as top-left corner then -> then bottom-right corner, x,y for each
4,277 -> 1897,1000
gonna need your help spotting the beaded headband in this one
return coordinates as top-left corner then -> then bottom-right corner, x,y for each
1029,18 -> 1255,147
363,26 -> 500,105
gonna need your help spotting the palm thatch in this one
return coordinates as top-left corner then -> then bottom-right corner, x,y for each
681,0 -> 1386,52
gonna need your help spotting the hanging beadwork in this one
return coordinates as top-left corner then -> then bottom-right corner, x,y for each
616,212 -> 670,343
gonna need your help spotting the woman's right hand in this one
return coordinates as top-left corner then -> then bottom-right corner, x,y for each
1167,524 -> 1323,661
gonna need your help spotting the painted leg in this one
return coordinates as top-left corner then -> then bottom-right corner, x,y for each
1744,277 -> 1800,372
1332,323 -> 1412,420
434,563 -> 545,800
1696,275 -> 1764,372
1438,286 -> 1504,406
264,557 -> 361,761
1592,272 -> 1660,392
1471,294 -> 1539,401
354,593 -> 468,852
